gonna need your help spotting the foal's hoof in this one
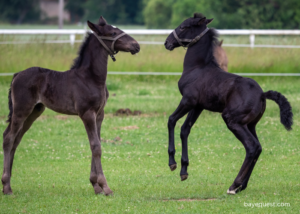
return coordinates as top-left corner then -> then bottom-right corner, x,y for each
2,186 -> 13,195
169,164 -> 177,171
93,185 -> 104,195
103,187 -> 113,196
227,185 -> 242,195
180,174 -> 188,181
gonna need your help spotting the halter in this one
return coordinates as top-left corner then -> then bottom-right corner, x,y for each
173,27 -> 210,48
94,32 -> 127,62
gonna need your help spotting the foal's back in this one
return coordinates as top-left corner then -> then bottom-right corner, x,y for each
11,67 -> 81,115
179,65 -> 264,113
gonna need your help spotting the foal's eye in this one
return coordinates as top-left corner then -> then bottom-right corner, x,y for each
180,26 -> 185,31
112,32 -> 116,36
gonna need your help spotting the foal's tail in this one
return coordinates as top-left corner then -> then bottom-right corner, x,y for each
264,90 -> 293,130
6,73 -> 19,123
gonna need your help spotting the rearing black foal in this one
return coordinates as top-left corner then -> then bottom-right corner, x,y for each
164,13 -> 293,194
2,16 -> 140,195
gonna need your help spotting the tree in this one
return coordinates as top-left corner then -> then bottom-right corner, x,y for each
84,0 -> 144,25
143,0 -> 174,28
0,0 -> 40,24
171,0 -> 211,27
65,0 -> 85,23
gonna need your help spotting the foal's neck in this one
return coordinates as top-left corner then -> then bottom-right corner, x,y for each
183,35 -> 214,71
79,34 -> 109,83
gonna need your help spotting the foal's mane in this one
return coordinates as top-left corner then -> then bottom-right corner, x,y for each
71,32 -> 93,69
186,13 -> 220,67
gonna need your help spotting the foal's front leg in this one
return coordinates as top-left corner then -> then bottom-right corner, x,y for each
168,99 -> 194,171
81,110 -> 112,195
89,110 -> 105,194
179,108 -> 203,181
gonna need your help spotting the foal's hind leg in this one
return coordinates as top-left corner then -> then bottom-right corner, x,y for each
9,104 -> 45,177
89,110 -> 105,194
168,99 -> 195,171
222,115 -> 262,195
179,108 -> 203,181
239,122 -> 262,191
2,106 -> 36,194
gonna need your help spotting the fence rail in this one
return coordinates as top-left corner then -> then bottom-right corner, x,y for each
1,29 -> 300,47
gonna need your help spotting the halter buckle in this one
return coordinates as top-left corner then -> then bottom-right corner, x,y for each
110,54 -> 116,62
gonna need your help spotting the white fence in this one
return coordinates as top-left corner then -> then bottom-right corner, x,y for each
1,29 -> 300,48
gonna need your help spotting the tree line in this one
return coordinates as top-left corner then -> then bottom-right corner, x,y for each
0,0 -> 299,29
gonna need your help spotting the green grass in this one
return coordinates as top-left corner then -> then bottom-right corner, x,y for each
0,76 -> 300,213
0,34 -> 300,212
0,41 -> 299,78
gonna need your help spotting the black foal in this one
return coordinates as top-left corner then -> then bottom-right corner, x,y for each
164,13 -> 293,194
2,17 -> 140,195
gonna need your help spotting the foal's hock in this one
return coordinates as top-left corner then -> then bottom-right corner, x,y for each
2,16 -> 140,195
165,13 -> 293,195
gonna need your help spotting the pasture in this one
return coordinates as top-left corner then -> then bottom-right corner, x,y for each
0,40 -> 300,213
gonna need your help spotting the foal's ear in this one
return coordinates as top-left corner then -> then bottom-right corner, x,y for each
197,17 -> 214,26
87,20 -> 103,35
197,17 -> 206,25
219,39 -> 223,46
205,18 -> 214,25
98,16 -> 107,26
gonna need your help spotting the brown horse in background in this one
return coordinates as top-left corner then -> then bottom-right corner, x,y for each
214,40 -> 228,72
2,16 -> 140,195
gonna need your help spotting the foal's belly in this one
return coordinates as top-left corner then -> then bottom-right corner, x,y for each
202,104 -> 224,113
41,98 -> 78,115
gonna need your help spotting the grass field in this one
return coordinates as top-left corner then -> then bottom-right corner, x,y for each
0,37 -> 300,213
0,40 -> 300,76
0,76 -> 299,213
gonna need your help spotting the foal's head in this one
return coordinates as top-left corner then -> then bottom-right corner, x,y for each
165,13 -> 213,51
87,16 -> 140,55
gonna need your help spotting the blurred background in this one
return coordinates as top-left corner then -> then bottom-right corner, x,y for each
0,0 -> 300,29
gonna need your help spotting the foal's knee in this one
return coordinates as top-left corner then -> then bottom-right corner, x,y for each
246,143 -> 262,158
91,143 -> 102,157
168,116 -> 176,129
2,136 -> 13,151
180,125 -> 190,140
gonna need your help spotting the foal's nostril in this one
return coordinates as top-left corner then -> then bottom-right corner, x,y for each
134,43 -> 140,51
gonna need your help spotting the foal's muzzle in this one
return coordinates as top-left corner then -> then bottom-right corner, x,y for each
164,40 -> 175,51
129,42 -> 140,54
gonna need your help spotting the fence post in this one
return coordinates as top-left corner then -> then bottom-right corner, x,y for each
249,34 -> 255,48
70,34 -> 75,46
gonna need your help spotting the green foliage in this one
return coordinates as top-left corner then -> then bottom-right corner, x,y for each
170,0 -> 211,28
1,0 -> 299,28
0,0 -> 40,24
143,0 -> 174,28
84,0 -> 144,25
144,0 -> 300,29
65,0 -> 85,23
211,0 -> 300,29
